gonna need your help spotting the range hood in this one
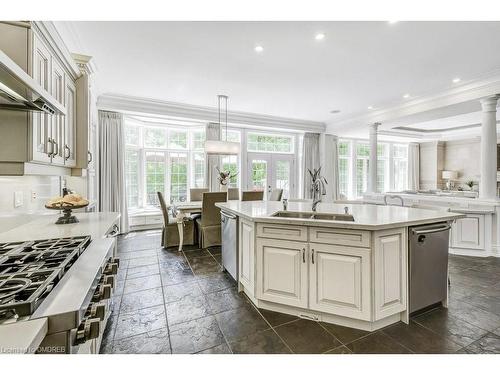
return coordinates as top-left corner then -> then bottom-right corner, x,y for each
0,50 -> 66,115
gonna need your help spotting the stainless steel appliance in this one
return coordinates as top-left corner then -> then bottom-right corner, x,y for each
221,210 -> 238,281
409,222 -> 451,314
0,235 -> 119,353
0,50 -> 66,115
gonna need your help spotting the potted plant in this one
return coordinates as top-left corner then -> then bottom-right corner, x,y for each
216,166 -> 238,192
465,179 -> 475,191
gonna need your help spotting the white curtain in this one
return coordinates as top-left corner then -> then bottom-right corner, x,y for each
206,122 -> 221,192
98,110 -> 129,233
302,132 -> 320,198
408,142 -> 420,191
323,134 -> 340,201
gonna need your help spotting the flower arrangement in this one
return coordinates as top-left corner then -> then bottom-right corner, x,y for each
216,166 -> 238,186
465,179 -> 475,190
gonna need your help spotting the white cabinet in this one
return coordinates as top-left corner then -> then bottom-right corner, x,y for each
451,214 -> 484,250
373,229 -> 407,320
309,243 -> 371,321
50,58 -> 65,166
239,219 -> 255,294
256,238 -> 308,308
63,79 -> 77,167
31,33 -> 52,163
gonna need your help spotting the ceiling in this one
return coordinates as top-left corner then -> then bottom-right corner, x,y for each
55,21 -> 500,127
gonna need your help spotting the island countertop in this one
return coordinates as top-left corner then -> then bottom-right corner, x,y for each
215,201 -> 464,230
0,212 -> 120,243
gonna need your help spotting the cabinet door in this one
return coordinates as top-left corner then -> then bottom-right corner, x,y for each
50,59 -> 65,165
63,79 -> 77,167
373,229 -> 407,320
31,34 -> 52,163
239,219 -> 255,294
451,214 -> 484,250
309,243 -> 371,321
256,238 -> 308,308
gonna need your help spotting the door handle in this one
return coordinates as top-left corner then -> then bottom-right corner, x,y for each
302,248 -> 305,263
47,138 -> 54,157
311,249 -> 315,264
88,151 -> 93,163
64,145 -> 70,160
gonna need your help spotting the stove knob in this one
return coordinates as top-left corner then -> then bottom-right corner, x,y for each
100,284 -> 112,300
112,257 -> 120,268
75,318 -> 100,344
90,303 -> 106,321
104,263 -> 118,275
104,275 -> 115,288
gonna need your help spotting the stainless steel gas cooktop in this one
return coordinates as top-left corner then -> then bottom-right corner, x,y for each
0,236 -> 91,320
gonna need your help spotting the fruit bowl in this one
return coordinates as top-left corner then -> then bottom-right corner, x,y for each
45,195 -> 89,225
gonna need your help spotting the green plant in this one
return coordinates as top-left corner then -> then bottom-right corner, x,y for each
465,180 -> 475,190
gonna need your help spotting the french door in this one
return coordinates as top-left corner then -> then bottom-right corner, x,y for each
247,153 -> 295,199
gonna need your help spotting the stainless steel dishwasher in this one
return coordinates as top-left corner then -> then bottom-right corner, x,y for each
409,222 -> 451,314
221,210 -> 238,281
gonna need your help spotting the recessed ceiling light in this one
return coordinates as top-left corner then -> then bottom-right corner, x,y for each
330,109 -> 340,114
254,45 -> 264,53
403,93 -> 410,99
388,21 -> 399,24
368,106 -> 374,110
315,33 -> 326,41
452,77 -> 461,83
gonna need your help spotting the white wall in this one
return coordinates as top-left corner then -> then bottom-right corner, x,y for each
443,138 -> 481,184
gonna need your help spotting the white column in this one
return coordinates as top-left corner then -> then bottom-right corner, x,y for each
479,96 -> 499,200
368,122 -> 380,193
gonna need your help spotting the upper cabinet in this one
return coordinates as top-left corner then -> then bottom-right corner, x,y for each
0,22 -> 87,175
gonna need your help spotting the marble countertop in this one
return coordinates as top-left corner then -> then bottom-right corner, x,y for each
364,192 -> 500,206
0,212 -> 120,242
216,201 -> 464,230
0,318 -> 48,354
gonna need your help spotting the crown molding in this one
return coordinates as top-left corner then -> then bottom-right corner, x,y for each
97,94 -> 326,133
327,72 -> 500,135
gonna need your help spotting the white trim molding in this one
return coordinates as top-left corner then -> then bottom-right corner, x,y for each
98,94 -> 326,133
327,72 -> 500,135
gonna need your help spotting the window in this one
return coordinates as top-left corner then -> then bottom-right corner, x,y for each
145,151 -> 166,206
393,145 -> 408,191
356,143 -> 370,198
338,139 -> 409,199
247,133 -> 293,153
125,149 -> 140,208
169,152 -> 188,202
221,155 -> 239,188
124,121 -> 206,208
338,141 -> 351,198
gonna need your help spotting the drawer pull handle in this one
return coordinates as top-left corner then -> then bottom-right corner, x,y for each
311,249 -> 315,264
302,248 -> 305,263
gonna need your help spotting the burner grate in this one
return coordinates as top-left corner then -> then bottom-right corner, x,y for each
0,236 -> 91,320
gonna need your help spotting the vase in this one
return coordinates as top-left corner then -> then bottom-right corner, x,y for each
220,184 -> 228,192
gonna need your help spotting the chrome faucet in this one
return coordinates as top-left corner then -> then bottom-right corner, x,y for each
282,198 -> 288,211
308,167 -> 328,212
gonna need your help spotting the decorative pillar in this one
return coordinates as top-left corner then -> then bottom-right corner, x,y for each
479,96 -> 499,200
368,122 -> 380,193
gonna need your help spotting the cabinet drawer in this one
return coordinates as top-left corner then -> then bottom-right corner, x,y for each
310,227 -> 370,248
256,223 -> 307,241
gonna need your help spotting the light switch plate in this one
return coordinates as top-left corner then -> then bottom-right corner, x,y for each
14,191 -> 23,208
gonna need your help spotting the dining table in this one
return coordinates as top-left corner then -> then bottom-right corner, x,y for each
172,201 -> 202,251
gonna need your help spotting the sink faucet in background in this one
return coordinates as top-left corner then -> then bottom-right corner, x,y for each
308,167 -> 328,212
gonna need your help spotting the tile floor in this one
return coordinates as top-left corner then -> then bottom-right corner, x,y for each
100,230 -> 500,354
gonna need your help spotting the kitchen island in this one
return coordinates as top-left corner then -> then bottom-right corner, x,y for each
216,201 -> 463,331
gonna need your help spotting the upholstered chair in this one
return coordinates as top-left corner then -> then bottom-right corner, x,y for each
157,192 -> 196,248
195,192 -> 227,249
268,189 -> 283,201
190,188 -> 209,202
241,191 -> 264,201
227,188 -> 240,200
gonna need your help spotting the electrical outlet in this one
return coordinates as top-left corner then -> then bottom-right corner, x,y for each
31,190 -> 37,201
14,191 -> 23,208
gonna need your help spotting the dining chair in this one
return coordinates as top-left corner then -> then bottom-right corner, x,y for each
227,188 -> 240,200
241,191 -> 264,201
190,188 -> 209,202
195,192 -> 227,249
268,189 -> 283,201
157,192 -> 196,248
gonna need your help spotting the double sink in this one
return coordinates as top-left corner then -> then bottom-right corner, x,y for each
271,211 -> 355,222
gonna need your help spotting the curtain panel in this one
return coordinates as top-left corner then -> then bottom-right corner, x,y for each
408,142 -> 420,191
302,132 -> 320,199
98,110 -> 129,233
206,122 -> 221,192
324,134 -> 340,201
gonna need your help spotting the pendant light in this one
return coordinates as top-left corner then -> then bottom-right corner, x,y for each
205,94 -> 241,155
